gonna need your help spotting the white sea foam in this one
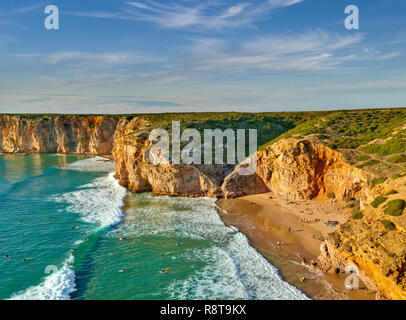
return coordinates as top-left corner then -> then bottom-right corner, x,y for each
114,194 -> 309,300
64,156 -> 115,172
9,266 -> 76,300
52,172 -> 127,228
10,157 -> 127,300
53,157 -> 127,228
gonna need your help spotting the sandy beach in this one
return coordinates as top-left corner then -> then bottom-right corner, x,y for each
216,192 -> 376,300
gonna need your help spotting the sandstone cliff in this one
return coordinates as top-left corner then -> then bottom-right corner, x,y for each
222,139 -> 368,201
112,117 -> 231,197
0,115 -> 118,155
316,177 -> 406,300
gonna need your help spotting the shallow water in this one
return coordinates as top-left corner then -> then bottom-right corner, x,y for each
0,154 -> 308,300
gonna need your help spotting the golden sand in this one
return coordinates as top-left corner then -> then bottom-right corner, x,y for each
216,192 -> 376,300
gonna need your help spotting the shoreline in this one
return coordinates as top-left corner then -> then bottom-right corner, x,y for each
216,192 -> 376,300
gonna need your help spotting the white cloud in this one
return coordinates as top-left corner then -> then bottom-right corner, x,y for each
12,30 -> 400,85
68,0 -> 304,31
148,32 -> 366,79
268,0 -> 304,8
0,93 -> 184,114
9,3 -> 45,14
129,30 -> 401,84
16,51 -> 159,68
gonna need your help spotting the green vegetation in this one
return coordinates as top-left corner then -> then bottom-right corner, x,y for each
355,154 -> 371,162
371,177 -> 388,188
392,173 -> 403,180
371,196 -> 387,208
383,199 -> 406,217
4,109 -> 406,162
327,192 -> 336,199
387,154 -> 406,163
329,231 -> 341,246
380,220 -> 396,231
328,137 -> 361,150
385,190 -> 398,196
267,109 -> 406,149
357,160 -> 379,168
129,112 -> 306,149
360,139 -> 406,156
352,211 -> 364,219
350,199 -> 363,219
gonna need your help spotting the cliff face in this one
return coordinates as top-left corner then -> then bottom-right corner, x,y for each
112,117 -> 231,197
0,115 -> 118,155
223,139 -> 368,201
316,177 -> 406,300
113,133 -> 368,202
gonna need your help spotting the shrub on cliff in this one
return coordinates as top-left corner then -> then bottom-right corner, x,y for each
384,199 -> 406,216
328,137 -> 362,150
391,173 -> 403,180
380,220 -> 396,231
371,177 -> 388,188
387,154 -> 406,163
385,190 -> 398,196
327,192 -> 336,199
360,139 -> 406,156
371,196 -> 388,208
352,211 -> 364,219
357,160 -> 379,168
355,154 -> 370,162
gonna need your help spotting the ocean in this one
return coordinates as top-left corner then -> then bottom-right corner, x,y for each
0,154 -> 308,300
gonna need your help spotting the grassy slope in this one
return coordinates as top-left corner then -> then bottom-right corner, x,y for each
265,108 -> 406,180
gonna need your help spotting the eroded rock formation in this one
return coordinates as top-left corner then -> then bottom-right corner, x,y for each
223,139 -> 368,201
112,117 -> 231,197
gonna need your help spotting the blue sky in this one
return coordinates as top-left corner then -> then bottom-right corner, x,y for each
0,0 -> 405,114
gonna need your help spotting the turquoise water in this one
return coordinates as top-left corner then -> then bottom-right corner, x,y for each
0,154 -> 308,300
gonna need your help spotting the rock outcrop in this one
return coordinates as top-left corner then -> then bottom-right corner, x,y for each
223,139 -> 368,201
112,117 -> 231,197
0,115 -> 118,155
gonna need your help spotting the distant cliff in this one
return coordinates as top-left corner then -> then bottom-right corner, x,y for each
0,114 -> 118,155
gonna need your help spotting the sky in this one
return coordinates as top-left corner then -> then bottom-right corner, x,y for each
0,0 -> 405,114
